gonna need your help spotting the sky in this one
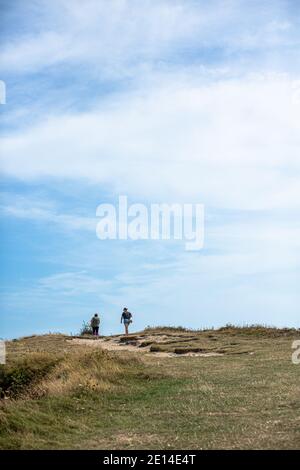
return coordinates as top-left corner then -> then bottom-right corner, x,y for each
1,0 -> 300,339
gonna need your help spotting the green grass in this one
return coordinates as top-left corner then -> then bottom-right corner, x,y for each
0,353 -> 60,398
1,328 -> 300,449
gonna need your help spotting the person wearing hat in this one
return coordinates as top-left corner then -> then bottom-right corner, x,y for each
120,307 -> 132,336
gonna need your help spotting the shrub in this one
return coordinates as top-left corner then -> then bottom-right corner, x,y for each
0,353 -> 59,398
79,321 -> 93,336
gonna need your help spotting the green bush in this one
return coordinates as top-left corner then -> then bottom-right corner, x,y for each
79,321 -> 93,336
0,354 -> 59,398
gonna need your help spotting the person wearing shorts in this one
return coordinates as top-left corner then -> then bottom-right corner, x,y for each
120,308 -> 132,336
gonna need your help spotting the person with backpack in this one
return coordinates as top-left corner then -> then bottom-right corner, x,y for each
120,308 -> 132,336
91,313 -> 100,336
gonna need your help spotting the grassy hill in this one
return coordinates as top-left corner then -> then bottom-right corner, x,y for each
1,326 -> 300,449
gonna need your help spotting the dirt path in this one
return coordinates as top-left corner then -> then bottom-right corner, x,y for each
67,335 -> 223,358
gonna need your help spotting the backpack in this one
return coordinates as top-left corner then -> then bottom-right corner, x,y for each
91,316 -> 100,327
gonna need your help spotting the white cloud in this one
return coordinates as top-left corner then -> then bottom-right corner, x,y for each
38,271 -> 112,294
0,0 -> 207,74
1,0 -> 298,76
0,32 -> 74,73
0,195 -> 97,232
1,74 -> 300,210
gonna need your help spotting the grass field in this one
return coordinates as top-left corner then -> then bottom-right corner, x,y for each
0,326 -> 299,449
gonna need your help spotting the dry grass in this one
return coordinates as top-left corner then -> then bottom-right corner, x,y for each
1,327 -> 300,449
143,324 -> 300,338
35,349 -> 125,397
6,334 -> 73,360
2,336 -> 138,400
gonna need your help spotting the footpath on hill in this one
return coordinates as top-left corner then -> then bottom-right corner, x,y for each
68,331 -> 254,357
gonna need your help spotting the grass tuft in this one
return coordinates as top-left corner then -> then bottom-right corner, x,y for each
0,353 -> 60,398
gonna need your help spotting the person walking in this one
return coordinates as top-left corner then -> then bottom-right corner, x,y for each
120,308 -> 132,336
91,313 -> 100,337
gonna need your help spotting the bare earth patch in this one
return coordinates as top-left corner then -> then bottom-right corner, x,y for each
68,335 -> 229,357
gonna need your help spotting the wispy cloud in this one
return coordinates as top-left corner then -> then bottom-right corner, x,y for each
38,271 -> 112,294
1,75 -> 300,210
1,1 -> 298,76
0,194 -> 97,232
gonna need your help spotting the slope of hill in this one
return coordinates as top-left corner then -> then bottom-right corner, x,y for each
1,326 -> 299,449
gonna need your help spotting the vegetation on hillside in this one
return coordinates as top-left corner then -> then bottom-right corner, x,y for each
0,327 -> 299,449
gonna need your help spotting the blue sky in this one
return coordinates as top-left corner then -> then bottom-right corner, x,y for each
1,0 -> 300,338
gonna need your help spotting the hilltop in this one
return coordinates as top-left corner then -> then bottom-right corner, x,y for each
1,326 -> 299,449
